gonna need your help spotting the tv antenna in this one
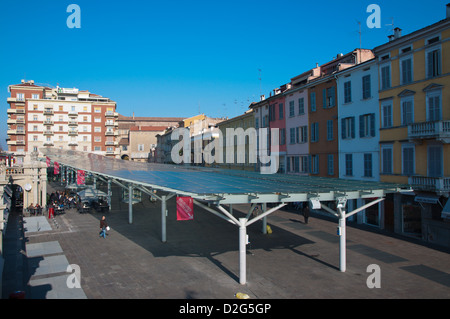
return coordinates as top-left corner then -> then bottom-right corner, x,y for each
258,69 -> 262,96
385,17 -> 394,34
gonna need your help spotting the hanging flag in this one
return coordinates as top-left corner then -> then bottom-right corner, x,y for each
54,161 -> 60,175
77,170 -> 85,185
46,156 -> 51,167
177,196 -> 194,221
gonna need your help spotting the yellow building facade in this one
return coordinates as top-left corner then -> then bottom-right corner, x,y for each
374,17 -> 450,246
216,109 -> 255,171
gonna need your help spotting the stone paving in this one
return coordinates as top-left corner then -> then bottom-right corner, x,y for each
2,181 -> 450,299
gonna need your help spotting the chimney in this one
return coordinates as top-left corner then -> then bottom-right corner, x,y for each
394,27 -> 402,39
447,3 -> 450,19
260,94 -> 265,101
388,34 -> 395,42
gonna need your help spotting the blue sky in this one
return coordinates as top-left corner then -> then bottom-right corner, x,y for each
0,0 -> 447,150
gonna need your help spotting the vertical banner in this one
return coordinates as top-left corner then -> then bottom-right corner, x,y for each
46,156 -> 51,167
54,161 -> 60,175
176,196 -> 194,221
77,170 -> 85,185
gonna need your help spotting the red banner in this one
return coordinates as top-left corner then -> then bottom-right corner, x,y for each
176,196 -> 194,221
77,170 -> 85,185
54,162 -> 60,175
46,156 -> 51,167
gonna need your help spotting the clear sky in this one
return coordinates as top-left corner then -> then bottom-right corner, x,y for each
0,0 -> 447,150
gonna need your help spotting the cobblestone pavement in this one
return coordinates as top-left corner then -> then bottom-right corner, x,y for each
3,182 -> 450,299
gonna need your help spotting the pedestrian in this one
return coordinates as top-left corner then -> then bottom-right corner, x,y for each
303,204 -> 310,224
99,215 -> 108,238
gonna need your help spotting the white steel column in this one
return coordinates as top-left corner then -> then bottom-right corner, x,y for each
107,179 -> 111,211
338,210 -> 346,272
239,218 -> 247,285
261,203 -> 267,234
128,185 -> 133,224
161,195 -> 167,243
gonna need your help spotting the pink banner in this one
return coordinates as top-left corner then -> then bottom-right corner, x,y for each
46,156 -> 51,167
176,196 -> 194,221
54,162 -> 60,175
77,170 -> 85,185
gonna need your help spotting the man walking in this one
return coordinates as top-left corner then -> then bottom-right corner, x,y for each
99,215 -> 108,238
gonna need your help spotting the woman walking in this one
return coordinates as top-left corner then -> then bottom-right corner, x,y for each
99,215 -> 108,238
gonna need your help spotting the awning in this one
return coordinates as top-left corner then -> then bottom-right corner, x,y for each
414,194 -> 440,204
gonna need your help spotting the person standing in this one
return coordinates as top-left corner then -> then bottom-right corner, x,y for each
99,215 -> 108,238
303,204 -> 310,224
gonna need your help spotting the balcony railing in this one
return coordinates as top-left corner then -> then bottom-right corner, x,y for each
44,109 -> 54,115
409,175 -> 450,193
408,120 -> 450,142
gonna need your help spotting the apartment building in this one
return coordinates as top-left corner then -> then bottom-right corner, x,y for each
216,109 -> 255,170
373,8 -> 450,245
336,58 -> 382,226
308,49 -> 375,178
285,66 -> 320,175
7,80 -> 118,162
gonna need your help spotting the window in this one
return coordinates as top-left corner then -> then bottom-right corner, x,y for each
279,128 -> 286,145
83,116 -> 88,122
380,64 -> 391,89
310,92 -> 316,112
83,106 -> 88,112
426,47 -> 441,78
382,103 -> 393,128
427,90 -> 441,121
381,145 -> 393,174
59,105 -> 63,111
359,114 -> 376,137
362,75 -> 371,99
327,120 -> 333,140
428,145 -> 442,177
33,115 -> 38,121
94,127 -> 101,132
400,57 -> 413,84
345,154 -> 353,176
323,87 -> 336,108
401,98 -> 414,125
341,117 -> 355,139
33,135 -> 38,141
94,146 -> 101,151
311,122 -> 319,142
138,144 -> 144,151
33,104 -> 38,110
402,144 -> 415,175
94,107 -> 101,113
344,81 -> 351,103
327,154 -> 334,175
301,156 -> 308,173
293,156 -> 300,173
310,155 -> 319,174
94,117 -> 101,123
32,94 -> 39,99
279,103 -> 283,120
289,127 -> 296,144
364,154 -> 372,177
33,125 -> 38,131
298,98 -> 304,115
289,101 -> 295,117
83,136 -> 88,142
297,126 -> 307,143
16,93 -> 24,101
94,136 -> 101,142
269,104 -> 276,121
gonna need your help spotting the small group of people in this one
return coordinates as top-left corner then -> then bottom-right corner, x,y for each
27,203 -> 42,216
48,190 -> 80,210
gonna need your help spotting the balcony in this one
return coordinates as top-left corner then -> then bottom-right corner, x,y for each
68,120 -> 78,126
409,175 -> 450,194
105,111 -> 118,117
16,108 -> 25,114
68,110 -> 78,117
68,141 -> 78,146
43,142 -> 54,146
16,140 -> 25,145
43,130 -> 54,135
68,130 -> 78,136
43,120 -> 54,125
105,131 -> 115,136
7,119 -> 16,125
408,120 -> 450,143
43,109 -> 54,115
7,109 -> 16,114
